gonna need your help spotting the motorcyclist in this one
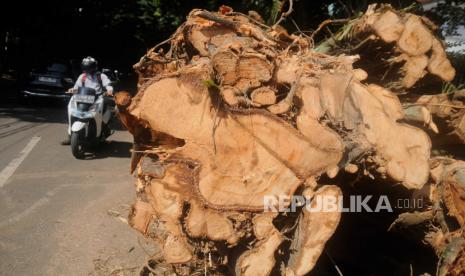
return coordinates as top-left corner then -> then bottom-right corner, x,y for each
61,56 -> 114,145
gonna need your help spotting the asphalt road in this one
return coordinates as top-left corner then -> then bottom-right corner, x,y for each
0,96 -> 152,275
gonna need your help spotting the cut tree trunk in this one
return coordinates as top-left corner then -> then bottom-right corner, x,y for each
115,4 -> 465,276
315,4 -> 455,91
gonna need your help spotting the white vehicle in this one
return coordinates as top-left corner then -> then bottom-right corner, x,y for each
67,86 -> 113,158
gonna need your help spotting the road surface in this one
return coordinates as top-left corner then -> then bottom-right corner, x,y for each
0,98 -> 152,275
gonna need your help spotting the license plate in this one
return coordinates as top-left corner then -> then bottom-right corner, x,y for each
74,95 -> 95,103
38,76 -> 57,83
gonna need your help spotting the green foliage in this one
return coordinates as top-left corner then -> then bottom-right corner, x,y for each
106,0 -> 278,44
202,79 -> 220,90
442,82 -> 464,94
268,0 -> 282,25
1,0 -> 463,74
429,0 -> 465,36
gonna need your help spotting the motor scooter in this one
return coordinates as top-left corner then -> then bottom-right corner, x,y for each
67,87 -> 113,158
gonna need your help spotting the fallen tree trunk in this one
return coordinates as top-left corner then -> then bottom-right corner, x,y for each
315,4 -> 455,91
411,91 -> 465,146
115,4 -> 465,275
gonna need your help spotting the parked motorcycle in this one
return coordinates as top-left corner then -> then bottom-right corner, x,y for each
67,86 -> 113,158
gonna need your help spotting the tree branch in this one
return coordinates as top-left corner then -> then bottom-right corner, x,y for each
273,0 -> 294,28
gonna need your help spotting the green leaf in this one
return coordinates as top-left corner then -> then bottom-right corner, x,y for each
202,79 -> 220,90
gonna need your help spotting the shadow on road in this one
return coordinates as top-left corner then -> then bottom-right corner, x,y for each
95,140 -> 132,159
80,141 -> 132,159
0,105 -> 68,124
0,90 -> 68,124
1,88 -> 131,158
0,90 -> 128,128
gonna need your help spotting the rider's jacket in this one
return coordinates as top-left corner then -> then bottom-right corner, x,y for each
73,72 -> 113,94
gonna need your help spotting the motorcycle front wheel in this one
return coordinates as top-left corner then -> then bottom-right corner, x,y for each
71,132 -> 84,159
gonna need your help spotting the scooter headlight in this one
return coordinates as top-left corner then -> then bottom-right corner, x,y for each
71,109 -> 94,118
